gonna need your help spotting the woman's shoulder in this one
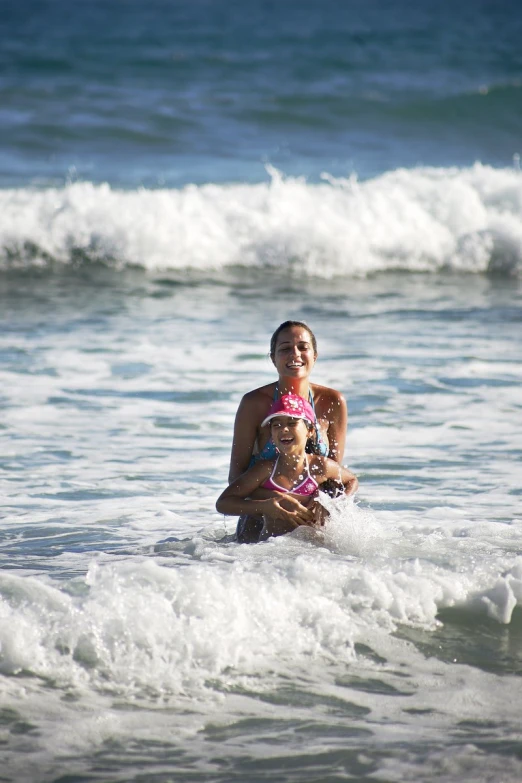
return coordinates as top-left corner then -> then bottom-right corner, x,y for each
241,382 -> 277,407
235,382 -> 276,428
311,382 -> 346,407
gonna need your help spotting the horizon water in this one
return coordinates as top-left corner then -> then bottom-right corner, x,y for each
1,1 -> 522,781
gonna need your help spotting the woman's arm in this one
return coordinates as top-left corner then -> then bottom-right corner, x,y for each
228,392 -> 267,482
326,390 -> 347,462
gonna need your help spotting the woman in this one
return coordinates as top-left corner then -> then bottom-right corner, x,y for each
229,320 -> 348,542
219,393 -> 357,540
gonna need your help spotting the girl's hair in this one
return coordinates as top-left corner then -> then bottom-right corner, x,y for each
269,321 -> 318,361
305,437 -> 323,455
319,478 -> 345,498
305,428 -> 323,455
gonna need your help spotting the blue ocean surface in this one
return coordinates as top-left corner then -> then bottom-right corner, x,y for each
1,2 -> 522,782
1,0 -> 521,187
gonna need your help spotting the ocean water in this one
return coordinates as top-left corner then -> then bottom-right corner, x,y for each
1,1 -> 522,781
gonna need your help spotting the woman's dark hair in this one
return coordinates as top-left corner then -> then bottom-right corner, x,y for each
269,321 -> 318,361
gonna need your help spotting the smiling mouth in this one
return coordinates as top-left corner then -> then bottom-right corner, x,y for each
287,361 -> 303,368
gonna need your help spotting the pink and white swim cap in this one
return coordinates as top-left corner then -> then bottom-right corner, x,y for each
261,393 -> 315,427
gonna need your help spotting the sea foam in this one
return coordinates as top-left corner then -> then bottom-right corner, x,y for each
2,516 -> 521,702
1,164 -> 521,276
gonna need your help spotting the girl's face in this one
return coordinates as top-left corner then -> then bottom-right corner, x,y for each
270,415 -> 311,454
272,326 -> 317,380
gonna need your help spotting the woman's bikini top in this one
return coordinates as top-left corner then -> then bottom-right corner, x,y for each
252,387 -> 328,465
262,455 -> 319,497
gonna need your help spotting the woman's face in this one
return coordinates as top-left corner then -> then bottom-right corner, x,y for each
272,326 -> 317,379
270,416 -> 311,454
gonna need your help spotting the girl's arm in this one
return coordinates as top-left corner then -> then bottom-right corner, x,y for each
306,458 -> 358,528
305,457 -> 358,528
217,462 -> 315,523
317,457 -> 358,496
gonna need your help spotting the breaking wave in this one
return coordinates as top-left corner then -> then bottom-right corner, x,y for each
1,163 -> 521,277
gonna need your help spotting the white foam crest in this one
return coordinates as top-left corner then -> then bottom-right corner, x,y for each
2,529 -> 522,703
0,557 -> 358,698
1,164 -> 521,275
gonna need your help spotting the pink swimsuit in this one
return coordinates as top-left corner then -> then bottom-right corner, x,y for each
262,456 -> 319,497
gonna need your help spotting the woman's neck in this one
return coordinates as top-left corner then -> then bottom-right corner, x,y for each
276,378 -> 311,398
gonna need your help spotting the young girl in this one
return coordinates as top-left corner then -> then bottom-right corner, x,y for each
217,393 -> 358,540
